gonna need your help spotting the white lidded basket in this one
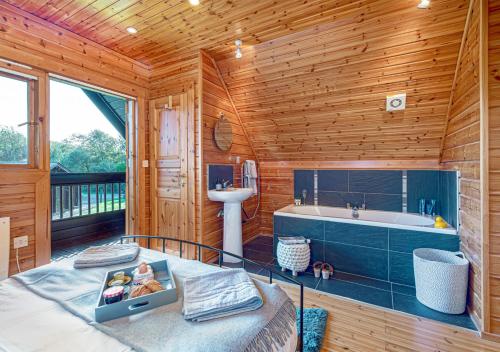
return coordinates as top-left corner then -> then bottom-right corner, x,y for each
277,241 -> 310,277
413,248 -> 469,314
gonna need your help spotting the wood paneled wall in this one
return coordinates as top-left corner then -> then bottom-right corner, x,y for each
216,0 -> 468,161
200,51 -> 260,257
1,170 -> 50,276
0,2 -> 149,274
440,0 -> 482,328
487,0 -> 500,335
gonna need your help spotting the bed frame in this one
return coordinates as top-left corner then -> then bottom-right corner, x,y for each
121,235 -> 304,352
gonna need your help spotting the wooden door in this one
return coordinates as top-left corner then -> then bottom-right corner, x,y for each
150,93 -> 191,255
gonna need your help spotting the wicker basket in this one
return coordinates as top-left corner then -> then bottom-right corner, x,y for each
413,248 -> 469,314
277,240 -> 310,276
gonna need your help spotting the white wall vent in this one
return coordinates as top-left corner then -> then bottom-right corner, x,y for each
386,93 -> 406,111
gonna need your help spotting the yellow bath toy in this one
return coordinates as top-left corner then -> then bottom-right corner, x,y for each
434,216 -> 447,229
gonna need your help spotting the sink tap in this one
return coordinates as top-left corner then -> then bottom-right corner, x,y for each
221,180 -> 232,189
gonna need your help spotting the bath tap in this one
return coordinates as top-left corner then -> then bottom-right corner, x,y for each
301,189 -> 307,205
352,206 -> 360,219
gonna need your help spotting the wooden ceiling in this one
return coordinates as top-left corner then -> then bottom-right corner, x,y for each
3,0 -> 358,67
3,0 -> 470,161
216,0 -> 469,161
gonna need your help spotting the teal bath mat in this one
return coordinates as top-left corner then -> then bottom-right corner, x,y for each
296,307 -> 328,352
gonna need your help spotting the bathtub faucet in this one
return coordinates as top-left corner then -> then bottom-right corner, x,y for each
352,206 -> 360,219
301,189 -> 307,205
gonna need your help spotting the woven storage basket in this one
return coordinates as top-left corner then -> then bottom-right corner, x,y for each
277,241 -> 310,276
413,248 -> 469,314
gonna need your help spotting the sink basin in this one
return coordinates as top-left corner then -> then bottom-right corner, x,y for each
207,187 -> 254,263
208,188 -> 253,203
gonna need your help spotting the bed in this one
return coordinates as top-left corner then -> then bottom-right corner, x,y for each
0,244 -> 298,352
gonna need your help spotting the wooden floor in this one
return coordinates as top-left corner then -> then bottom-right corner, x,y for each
277,282 -> 500,352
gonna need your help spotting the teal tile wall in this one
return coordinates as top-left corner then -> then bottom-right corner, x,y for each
294,169 -> 458,226
316,170 -> 402,211
293,170 -> 314,205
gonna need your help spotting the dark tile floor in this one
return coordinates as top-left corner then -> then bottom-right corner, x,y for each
240,235 -> 477,331
51,235 -> 122,261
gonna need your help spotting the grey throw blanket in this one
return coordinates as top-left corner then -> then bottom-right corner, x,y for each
73,243 -> 140,268
13,249 -> 295,352
183,269 -> 263,322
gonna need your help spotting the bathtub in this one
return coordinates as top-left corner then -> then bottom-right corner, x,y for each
274,204 -> 457,235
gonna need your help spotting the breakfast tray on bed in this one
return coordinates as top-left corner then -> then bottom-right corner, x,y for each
95,260 -> 177,322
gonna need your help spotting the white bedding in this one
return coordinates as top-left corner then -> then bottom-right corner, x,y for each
0,249 -> 296,352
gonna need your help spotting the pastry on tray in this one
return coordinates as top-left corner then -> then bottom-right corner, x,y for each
144,279 -> 165,293
130,285 -> 152,298
129,280 -> 165,298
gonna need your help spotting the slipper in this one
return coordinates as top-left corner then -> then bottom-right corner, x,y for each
313,261 -> 323,278
321,263 -> 333,280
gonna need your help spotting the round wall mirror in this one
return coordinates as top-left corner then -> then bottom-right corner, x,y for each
214,113 -> 233,151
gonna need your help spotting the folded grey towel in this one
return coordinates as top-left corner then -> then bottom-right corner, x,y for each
182,268 -> 263,322
73,243 -> 140,268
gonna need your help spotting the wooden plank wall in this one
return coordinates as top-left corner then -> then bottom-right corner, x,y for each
216,0 -> 467,161
487,0 -> 500,335
440,0 -> 482,328
0,2 -> 149,274
200,51 -> 260,258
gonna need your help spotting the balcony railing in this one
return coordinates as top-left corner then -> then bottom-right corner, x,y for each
51,172 -> 126,221
51,172 -> 126,245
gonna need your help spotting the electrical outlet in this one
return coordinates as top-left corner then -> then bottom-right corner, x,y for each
13,235 -> 28,249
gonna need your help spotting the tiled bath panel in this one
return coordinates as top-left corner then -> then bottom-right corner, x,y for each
274,216 -> 460,286
244,236 -> 475,330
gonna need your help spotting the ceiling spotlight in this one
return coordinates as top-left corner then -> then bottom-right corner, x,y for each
188,0 -> 200,5
235,48 -> 243,59
235,39 -> 243,59
417,0 -> 430,8
126,26 -> 138,34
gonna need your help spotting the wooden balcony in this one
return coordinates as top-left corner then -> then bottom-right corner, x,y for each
51,172 -> 125,252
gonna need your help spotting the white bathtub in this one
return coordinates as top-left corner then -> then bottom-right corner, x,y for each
274,205 -> 457,235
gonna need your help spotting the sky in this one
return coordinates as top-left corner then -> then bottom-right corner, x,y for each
0,75 -> 120,142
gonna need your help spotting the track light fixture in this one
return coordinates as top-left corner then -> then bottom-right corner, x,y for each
235,39 -> 243,59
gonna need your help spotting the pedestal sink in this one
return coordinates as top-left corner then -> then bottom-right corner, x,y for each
208,188 -> 253,263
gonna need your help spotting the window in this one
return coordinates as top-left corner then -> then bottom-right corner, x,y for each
0,73 -> 31,165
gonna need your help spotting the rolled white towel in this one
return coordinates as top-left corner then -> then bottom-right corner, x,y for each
73,243 -> 139,268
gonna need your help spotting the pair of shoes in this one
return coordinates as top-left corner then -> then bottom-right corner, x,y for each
313,262 -> 334,279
